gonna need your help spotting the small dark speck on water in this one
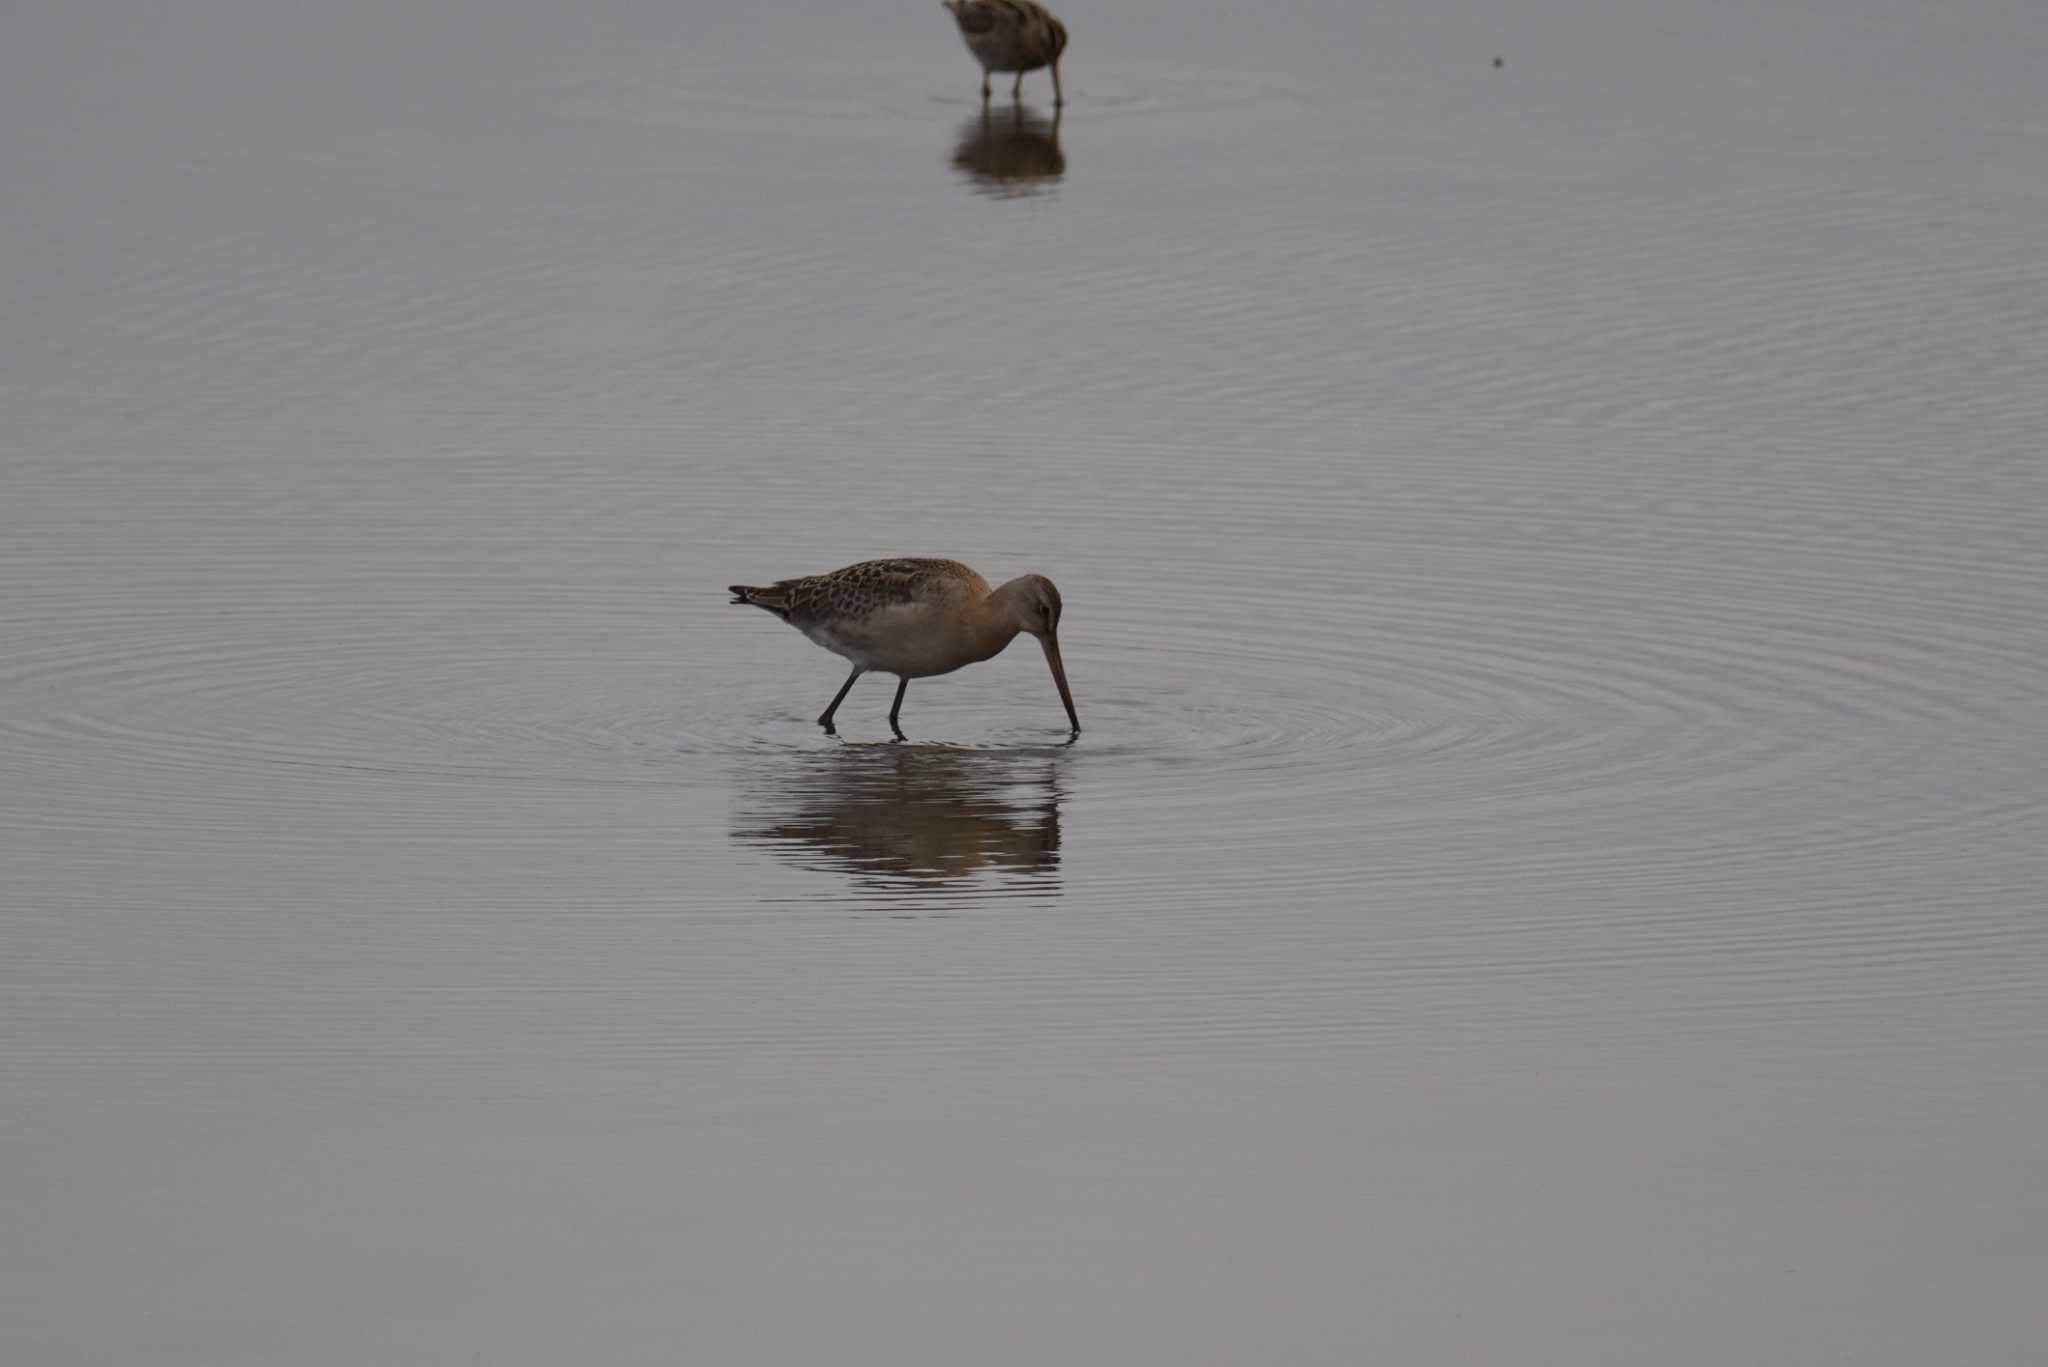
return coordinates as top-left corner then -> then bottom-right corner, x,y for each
1493,56 -> 1504,68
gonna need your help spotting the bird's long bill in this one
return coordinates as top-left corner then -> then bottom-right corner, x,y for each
1039,633 -> 1080,733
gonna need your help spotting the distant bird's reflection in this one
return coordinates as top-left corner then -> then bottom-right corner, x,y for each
950,105 -> 1064,197
733,744 -> 1064,897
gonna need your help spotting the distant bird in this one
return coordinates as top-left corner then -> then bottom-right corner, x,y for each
942,0 -> 1068,106
729,558 -> 1079,737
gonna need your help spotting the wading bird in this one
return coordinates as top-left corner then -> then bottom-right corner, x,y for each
728,557 -> 1080,737
942,0 -> 1068,106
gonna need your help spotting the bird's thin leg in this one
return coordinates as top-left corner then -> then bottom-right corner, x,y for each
818,666 -> 863,732
888,677 -> 909,739
1012,70 -> 1025,100
1051,61 -> 1063,107
981,70 -> 991,102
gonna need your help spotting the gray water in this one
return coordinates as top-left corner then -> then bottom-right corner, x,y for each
4,1 -> 2045,1361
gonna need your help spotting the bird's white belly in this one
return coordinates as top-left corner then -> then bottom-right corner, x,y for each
802,604 -> 1000,677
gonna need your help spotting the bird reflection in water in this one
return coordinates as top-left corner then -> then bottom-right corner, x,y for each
733,745 -> 1064,899
950,105 -> 1064,198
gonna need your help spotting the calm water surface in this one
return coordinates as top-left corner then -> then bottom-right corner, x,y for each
4,0 -> 2045,1361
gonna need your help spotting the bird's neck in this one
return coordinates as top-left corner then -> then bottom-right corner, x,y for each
969,585 -> 1030,662
966,610 -> 1023,664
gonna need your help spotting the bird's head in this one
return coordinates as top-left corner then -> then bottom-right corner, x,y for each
995,573 -> 1078,733
1007,573 -> 1064,641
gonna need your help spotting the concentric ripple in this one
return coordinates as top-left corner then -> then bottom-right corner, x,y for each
4,433 -> 2041,880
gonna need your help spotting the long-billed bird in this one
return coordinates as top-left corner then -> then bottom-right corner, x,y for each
729,557 -> 1080,737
